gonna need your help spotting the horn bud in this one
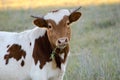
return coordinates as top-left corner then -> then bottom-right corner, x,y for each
70,6 -> 82,13
31,15 -> 41,18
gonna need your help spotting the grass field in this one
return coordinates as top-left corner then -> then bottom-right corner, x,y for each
0,0 -> 120,9
0,3 -> 120,80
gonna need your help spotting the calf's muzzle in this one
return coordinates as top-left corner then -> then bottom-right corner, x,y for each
56,37 -> 69,49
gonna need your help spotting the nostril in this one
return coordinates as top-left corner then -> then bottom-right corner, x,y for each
58,40 -> 61,44
65,38 -> 68,42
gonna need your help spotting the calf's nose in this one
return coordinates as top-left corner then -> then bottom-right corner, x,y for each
56,37 -> 69,48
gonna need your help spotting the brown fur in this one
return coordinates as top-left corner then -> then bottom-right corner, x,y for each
30,42 -> 31,46
32,32 -> 69,69
32,32 -> 52,69
21,60 -> 25,66
54,46 -> 69,68
4,44 -> 26,66
46,16 -> 71,49
7,45 -> 10,48
52,9 -> 59,13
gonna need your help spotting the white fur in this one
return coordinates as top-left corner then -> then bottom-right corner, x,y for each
44,9 -> 70,24
0,28 -> 44,80
0,27 -> 69,80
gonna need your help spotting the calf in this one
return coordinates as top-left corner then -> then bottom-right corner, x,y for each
0,7 -> 81,80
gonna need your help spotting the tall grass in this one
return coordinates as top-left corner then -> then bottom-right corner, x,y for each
65,4 -> 120,80
0,3 -> 120,80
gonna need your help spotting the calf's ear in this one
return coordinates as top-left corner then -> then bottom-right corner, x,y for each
33,18 -> 48,28
69,12 -> 81,23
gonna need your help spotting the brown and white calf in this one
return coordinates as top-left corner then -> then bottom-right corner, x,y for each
0,7 -> 81,80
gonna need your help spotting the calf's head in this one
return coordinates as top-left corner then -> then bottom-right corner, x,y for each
33,7 -> 81,49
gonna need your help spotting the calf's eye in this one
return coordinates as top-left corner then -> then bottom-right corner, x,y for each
48,23 -> 52,29
66,21 -> 70,25
48,25 -> 51,28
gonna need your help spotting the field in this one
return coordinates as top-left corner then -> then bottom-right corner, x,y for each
0,0 -> 120,9
0,3 -> 120,80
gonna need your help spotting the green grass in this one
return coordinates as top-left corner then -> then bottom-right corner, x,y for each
0,3 -> 120,80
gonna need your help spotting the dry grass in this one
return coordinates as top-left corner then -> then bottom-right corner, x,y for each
0,0 -> 120,9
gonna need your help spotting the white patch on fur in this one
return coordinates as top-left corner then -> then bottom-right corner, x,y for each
44,9 -> 70,24
59,53 -> 64,60
29,27 -> 46,40
0,27 -> 47,80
